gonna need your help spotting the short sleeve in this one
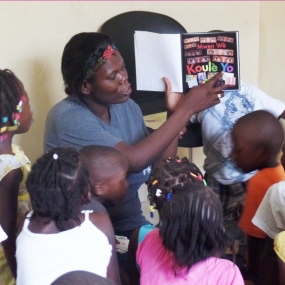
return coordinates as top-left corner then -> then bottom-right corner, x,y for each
252,181 -> 285,239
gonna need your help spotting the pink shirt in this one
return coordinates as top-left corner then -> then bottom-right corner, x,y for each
137,229 -> 244,285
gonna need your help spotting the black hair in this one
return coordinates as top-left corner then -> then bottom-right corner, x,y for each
160,183 -> 231,272
234,110 -> 284,156
61,32 -> 114,96
148,157 -> 205,213
80,145 -> 127,170
26,147 -> 90,231
0,69 -> 22,129
51,271 -> 116,285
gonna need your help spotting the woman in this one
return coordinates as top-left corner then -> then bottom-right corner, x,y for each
44,32 -> 224,240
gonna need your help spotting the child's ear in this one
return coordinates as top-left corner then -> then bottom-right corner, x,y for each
81,80 -> 91,95
93,183 -> 106,196
258,145 -> 271,163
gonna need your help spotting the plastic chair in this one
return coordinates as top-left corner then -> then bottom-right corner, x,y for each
100,11 -> 203,151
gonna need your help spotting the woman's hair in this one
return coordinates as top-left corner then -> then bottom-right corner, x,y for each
148,157 -> 205,213
26,147 -> 90,231
61,32 -> 114,96
0,69 -> 22,129
160,183 -> 231,271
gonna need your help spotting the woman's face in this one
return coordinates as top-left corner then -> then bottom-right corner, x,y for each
88,51 -> 132,105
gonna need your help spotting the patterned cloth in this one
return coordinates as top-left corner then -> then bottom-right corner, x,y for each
205,172 -> 246,221
0,144 -> 31,285
191,81 -> 285,185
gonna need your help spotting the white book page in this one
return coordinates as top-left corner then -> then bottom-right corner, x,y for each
134,31 -> 183,92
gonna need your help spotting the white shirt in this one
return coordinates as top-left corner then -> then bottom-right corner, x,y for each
191,81 -> 285,184
16,211 -> 112,285
252,181 -> 285,239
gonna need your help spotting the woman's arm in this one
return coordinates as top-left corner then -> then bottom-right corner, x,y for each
0,168 -> 22,277
90,212 -> 122,285
115,72 -> 224,172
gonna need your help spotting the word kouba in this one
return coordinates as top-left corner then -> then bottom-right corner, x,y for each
186,62 -> 234,74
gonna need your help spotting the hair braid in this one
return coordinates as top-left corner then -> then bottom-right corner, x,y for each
160,184 -> 231,272
26,147 -> 90,231
148,157 -> 205,214
0,69 -> 22,128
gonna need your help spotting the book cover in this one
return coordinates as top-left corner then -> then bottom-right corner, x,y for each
181,31 -> 239,92
134,31 -> 240,93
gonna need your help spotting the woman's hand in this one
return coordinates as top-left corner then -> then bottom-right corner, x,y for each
184,72 -> 226,114
163,77 -> 185,113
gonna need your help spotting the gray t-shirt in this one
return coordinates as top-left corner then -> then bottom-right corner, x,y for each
44,96 -> 150,233
81,197 -> 108,215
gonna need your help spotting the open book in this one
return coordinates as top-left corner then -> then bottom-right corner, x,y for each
134,31 -> 240,93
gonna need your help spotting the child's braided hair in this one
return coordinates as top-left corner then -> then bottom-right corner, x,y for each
0,69 -> 22,128
26,147 -> 90,231
148,157 -> 206,215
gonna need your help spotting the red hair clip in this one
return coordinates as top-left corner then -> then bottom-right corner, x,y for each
103,45 -> 115,60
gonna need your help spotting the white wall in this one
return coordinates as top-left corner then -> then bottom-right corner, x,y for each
0,1 -> 283,165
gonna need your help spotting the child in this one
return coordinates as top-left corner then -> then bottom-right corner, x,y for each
137,182 -> 244,284
128,157 -> 208,285
80,145 -> 129,209
16,147 -> 121,285
190,78 -> 285,222
0,69 -> 32,284
230,110 -> 285,283
251,144 -> 285,285
80,145 -> 130,285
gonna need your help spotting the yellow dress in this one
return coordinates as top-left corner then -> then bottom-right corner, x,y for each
0,144 -> 31,285
274,231 -> 285,263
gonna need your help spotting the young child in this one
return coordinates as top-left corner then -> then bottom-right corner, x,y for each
250,143 -> 285,285
137,182 -> 244,284
80,145 -> 129,210
230,110 -> 285,283
16,147 -> 121,285
128,157 -> 208,285
0,69 -> 32,284
190,79 -> 285,222
80,145 -> 132,285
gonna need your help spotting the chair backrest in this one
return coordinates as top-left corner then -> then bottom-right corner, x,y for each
100,11 -> 186,116
100,11 -> 202,148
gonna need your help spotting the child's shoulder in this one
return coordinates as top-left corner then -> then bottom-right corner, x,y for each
0,144 -> 30,181
88,211 -> 114,236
